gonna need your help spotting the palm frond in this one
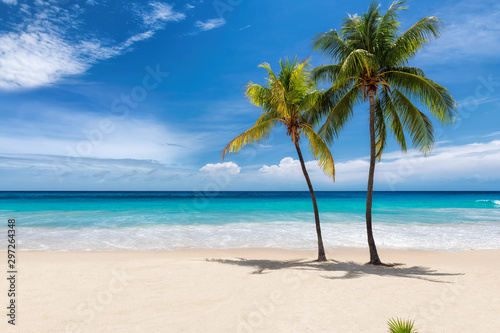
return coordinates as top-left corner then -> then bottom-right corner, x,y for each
221,118 -> 283,159
385,70 -> 456,125
375,0 -> 407,51
337,49 -> 376,82
254,110 -> 281,125
299,89 -> 324,119
387,318 -> 418,333
391,88 -> 434,154
311,64 -> 342,84
246,83 -> 273,111
312,29 -> 353,61
360,1 -> 382,53
384,16 -> 443,66
381,66 -> 425,77
301,124 -> 335,180
318,82 -> 361,143
374,94 -> 388,160
380,88 -> 407,153
341,13 -> 365,49
258,62 -> 278,82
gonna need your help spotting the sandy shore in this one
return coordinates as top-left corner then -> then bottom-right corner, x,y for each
1,248 -> 499,332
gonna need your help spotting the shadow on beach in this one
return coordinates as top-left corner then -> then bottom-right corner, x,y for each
206,258 -> 463,283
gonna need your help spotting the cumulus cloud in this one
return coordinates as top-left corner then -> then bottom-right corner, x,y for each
195,18 -> 226,31
258,140 -> 500,189
1,0 -> 17,5
200,162 -> 241,175
260,157 -> 307,178
377,140 -> 500,188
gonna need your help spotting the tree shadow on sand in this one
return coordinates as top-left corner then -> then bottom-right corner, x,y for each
206,258 -> 463,283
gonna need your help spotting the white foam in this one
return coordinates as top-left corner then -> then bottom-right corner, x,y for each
8,221 -> 500,252
476,199 -> 500,207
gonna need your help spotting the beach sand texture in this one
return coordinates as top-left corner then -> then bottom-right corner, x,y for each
1,248 -> 499,332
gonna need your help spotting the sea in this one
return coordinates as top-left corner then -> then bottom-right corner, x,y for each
0,191 -> 499,252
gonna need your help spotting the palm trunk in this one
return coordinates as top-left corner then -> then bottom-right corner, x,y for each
294,142 -> 327,262
366,90 -> 382,265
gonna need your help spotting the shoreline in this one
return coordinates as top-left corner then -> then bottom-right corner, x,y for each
2,248 -> 499,332
6,245 -> 498,254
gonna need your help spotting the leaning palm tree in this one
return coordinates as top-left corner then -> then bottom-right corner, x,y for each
312,0 -> 456,264
222,58 -> 335,262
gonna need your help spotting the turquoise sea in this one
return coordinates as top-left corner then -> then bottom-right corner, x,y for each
1,191 -> 499,251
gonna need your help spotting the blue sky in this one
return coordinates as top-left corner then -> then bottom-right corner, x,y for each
0,0 -> 499,191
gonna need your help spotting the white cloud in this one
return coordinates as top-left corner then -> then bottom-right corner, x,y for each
260,157 -> 306,178
0,31 -> 88,89
142,2 -> 186,26
186,4 -> 195,9
239,25 -> 251,31
484,131 -> 500,138
421,0 -> 500,60
195,18 -> 226,31
257,140 -> 500,188
259,157 -> 341,183
0,2 -> 185,90
0,110 -> 196,164
1,0 -> 17,4
374,141 -> 500,189
0,153 -> 191,186
200,162 -> 241,175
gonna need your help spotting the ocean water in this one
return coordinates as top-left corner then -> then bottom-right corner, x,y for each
0,191 -> 499,252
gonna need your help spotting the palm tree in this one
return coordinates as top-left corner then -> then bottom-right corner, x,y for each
222,58 -> 335,262
312,0 -> 456,265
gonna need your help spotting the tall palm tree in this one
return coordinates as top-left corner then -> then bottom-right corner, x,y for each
222,58 -> 335,262
312,0 -> 456,265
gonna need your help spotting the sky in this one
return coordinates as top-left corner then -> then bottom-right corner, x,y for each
0,0 -> 499,191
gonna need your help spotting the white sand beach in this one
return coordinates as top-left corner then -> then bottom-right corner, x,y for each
1,248 -> 499,333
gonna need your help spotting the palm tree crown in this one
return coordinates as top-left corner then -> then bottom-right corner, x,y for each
313,0 -> 456,156
222,58 -> 334,179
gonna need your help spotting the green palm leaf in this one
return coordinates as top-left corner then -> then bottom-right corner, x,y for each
390,88 -> 434,154
221,118 -> 283,159
384,17 -> 443,66
301,124 -> 335,180
387,318 -> 418,333
318,83 -> 361,142
380,88 -> 407,153
386,70 -> 456,125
